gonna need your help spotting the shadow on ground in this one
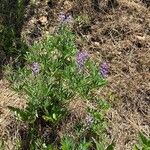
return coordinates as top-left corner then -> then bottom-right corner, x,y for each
0,0 -> 32,79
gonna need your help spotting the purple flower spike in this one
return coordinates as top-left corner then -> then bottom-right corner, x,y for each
85,114 -> 94,128
76,51 -> 89,72
65,15 -> 73,23
100,62 -> 109,77
31,62 -> 40,76
58,12 -> 66,22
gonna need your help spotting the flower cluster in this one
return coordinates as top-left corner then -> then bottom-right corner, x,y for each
76,51 -> 89,72
100,63 -> 108,77
31,62 -> 40,76
58,12 -> 73,24
84,114 -> 94,128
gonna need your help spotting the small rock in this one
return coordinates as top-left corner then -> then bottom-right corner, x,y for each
38,16 -> 48,25
136,35 -> 146,41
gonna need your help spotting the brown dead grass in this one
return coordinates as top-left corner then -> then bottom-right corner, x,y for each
87,0 -> 150,149
0,80 -> 26,149
0,0 -> 150,149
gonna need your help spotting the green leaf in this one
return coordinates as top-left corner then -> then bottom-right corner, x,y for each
0,140 -> 4,150
133,133 -> 150,150
53,113 -> 57,120
78,139 -> 91,150
8,106 -> 27,120
106,141 -> 115,150
139,132 -> 150,146
92,138 -> 104,150
133,145 -> 141,150
61,136 -> 75,150
8,106 -> 35,123
42,115 -> 53,122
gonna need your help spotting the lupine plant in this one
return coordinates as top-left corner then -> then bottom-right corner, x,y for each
7,16 -> 112,149
100,63 -> 109,78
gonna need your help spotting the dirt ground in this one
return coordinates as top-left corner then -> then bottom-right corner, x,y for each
0,0 -> 150,149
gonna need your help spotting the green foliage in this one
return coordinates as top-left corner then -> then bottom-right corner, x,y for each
133,132 -> 150,150
61,136 -> 91,150
0,0 -> 28,64
7,25 -> 109,149
89,99 -> 109,134
8,26 -> 105,125
77,139 -> 92,150
75,14 -> 90,26
93,138 -> 115,150
59,99 -> 111,150
61,136 -> 76,150
0,140 -> 5,150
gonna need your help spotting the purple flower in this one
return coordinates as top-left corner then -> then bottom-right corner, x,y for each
58,12 -> 73,24
58,12 -> 66,22
76,51 -> 89,72
100,63 -> 108,77
31,62 -> 40,76
84,114 -> 94,127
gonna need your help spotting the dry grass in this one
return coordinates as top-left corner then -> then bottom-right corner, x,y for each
0,80 -> 26,149
88,1 -> 150,149
0,0 -> 150,149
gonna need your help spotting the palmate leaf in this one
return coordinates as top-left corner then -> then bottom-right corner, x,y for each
8,106 -> 36,123
61,136 -> 75,150
42,113 -> 62,124
8,106 -> 26,119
